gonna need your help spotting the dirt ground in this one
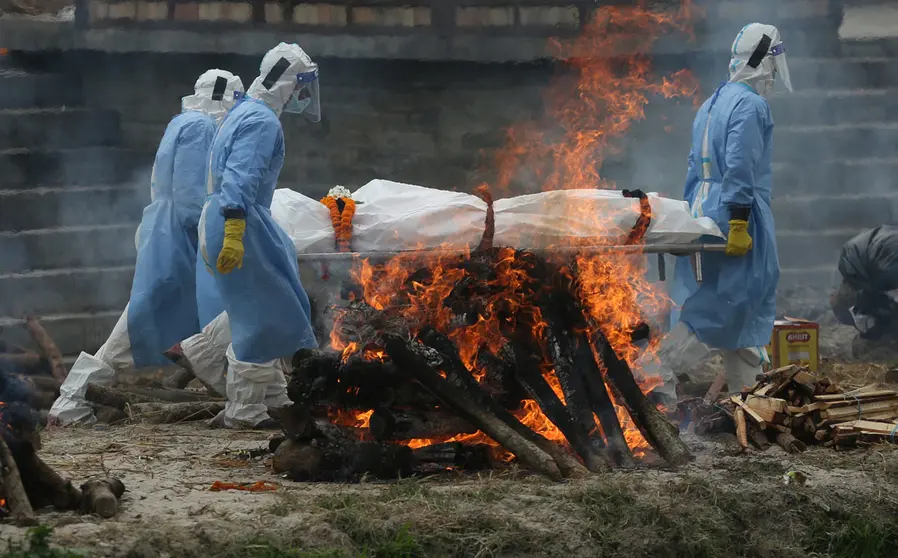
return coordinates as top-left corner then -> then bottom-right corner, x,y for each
2,355 -> 898,557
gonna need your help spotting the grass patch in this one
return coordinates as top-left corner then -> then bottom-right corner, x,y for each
1,526 -> 84,558
808,510 -> 898,558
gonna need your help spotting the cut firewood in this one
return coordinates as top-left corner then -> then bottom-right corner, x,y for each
734,407 -> 748,451
775,432 -> 807,453
704,372 -> 727,403
24,316 -> 67,382
730,396 -> 767,429
0,352 -> 42,369
80,477 -> 125,518
122,386 -> 216,403
128,401 -> 224,424
0,436 -> 36,526
85,384 -> 158,410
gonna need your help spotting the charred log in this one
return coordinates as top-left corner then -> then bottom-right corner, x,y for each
369,408 -> 477,442
24,316 -> 67,382
273,420 -> 414,482
590,329 -> 692,466
384,330 -> 562,480
412,442 -> 494,471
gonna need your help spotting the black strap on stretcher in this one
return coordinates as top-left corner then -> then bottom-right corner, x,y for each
621,189 -> 652,245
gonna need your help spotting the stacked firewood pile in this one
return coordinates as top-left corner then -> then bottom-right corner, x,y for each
274,245 -> 691,481
683,364 -> 898,452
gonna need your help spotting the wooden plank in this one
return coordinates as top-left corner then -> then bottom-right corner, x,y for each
815,390 -> 897,402
731,396 -> 767,429
822,399 -> 898,420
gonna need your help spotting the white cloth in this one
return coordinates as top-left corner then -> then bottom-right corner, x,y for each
224,346 -> 291,428
635,322 -> 767,403
351,180 -> 488,252
493,189 -> 724,248
270,189 -> 336,254
181,69 -> 245,122
181,311 -> 232,397
48,305 -> 135,425
728,23 -> 793,97
268,181 -> 725,255
247,42 -> 316,116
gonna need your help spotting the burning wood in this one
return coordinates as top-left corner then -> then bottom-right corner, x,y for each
282,244 -> 689,480
686,364 -> 898,451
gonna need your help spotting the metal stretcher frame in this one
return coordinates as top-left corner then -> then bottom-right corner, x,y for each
295,243 -> 727,282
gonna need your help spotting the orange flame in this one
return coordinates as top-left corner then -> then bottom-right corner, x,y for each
329,1 -> 698,459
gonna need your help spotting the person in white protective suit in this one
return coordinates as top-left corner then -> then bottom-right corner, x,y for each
635,23 -> 792,407
167,43 -> 321,429
48,70 -> 245,425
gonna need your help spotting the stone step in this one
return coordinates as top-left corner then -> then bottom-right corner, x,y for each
0,185 -> 147,232
0,72 -> 82,109
774,122 -> 898,161
0,224 -> 137,274
787,57 -> 898,90
775,229 -> 861,270
0,108 -> 121,150
0,311 -> 121,357
772,157 -> 898,195
768,88 -> 898,127
0,266 -> 134,318
773,193 -> 898,231
0,147 -> 152,188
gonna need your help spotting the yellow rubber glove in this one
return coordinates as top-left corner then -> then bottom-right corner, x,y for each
725,219 -> 752,257
217,218 -> 246,274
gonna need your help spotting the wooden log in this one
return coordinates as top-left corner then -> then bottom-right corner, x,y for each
411,442 -> 494,470
80,477 -> 125,518
128,401 -> 224,424
0,437 -> 36,526
734,407 -> 748,451
704,372 -> 727,404
591,328 -> 692,466
746,422 -> 770,450
775,432 -> 807,453
369,409 -> 477,442
122,386 -> 216,403
24,316 -> 67,382
14,446 -> 82,510
85,384 -> 158,410
273,422 -> 414,482
508,339 -> 608,472
384,332 -> 562,480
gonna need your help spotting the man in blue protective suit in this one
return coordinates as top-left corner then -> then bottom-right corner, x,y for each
187,42 -> 321,429
636,23 -> 792,406
48,69 -> 245,425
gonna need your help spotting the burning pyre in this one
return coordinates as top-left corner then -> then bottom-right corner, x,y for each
275,2 -> 701,480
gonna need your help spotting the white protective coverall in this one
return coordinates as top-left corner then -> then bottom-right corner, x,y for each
635,23 -> 792,405
48,70 -> 245,425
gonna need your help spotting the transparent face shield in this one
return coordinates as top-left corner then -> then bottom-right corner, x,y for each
770,43 -> 792,92
283,68 -> 321,122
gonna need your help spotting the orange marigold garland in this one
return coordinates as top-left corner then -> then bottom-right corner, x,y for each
321,185 -> 356,252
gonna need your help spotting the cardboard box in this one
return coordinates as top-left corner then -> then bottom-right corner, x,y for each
767,317 -> 819,372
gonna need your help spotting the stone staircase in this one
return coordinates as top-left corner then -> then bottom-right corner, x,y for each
0,66 -> 150,356
768,54 -> 898,309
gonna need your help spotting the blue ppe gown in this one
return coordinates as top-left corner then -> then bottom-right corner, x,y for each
128,111 -> 215,366
198,97 -> 317,363
670,82 -> 780,350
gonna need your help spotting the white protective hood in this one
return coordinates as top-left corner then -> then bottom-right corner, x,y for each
181,69 -> 245,122
728,23 -> 793,97
247,42 -> 317,116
